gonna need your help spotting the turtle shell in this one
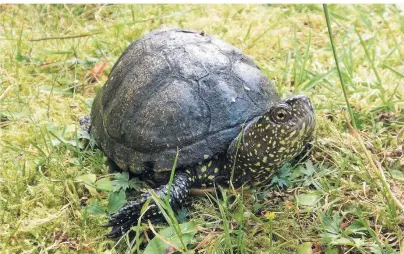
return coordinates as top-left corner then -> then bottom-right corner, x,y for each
90,28 -> 280,174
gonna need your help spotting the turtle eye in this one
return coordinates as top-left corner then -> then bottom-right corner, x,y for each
270,104 -> 292,123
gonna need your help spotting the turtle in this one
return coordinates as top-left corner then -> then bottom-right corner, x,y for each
81,28 -> 316,238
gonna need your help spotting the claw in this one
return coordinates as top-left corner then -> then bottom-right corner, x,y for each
103,223 -> 112,228
105,220 -> 134,238
105,226 -> 125,238
104,201 -> 143,237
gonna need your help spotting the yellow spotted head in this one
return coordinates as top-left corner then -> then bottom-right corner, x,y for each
241,95 -> 315,171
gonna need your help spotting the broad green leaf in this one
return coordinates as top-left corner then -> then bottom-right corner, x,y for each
270,163 -> 292,188
144,222 -> 198,254
86,201 -> 105,215
330,237 -> 353,245
344,220 -> 367,236
111,172 -> 141,192
76,173 -> 97,183
321,214 -> 343,235
390,169 -> 404,180
128,177 -> 142,191
95,178 -> 113,192
107,190 -> 126,214
112,172 -> 132,192
296,242 -> 313,254
297,193 -> 319,207
303,160 -> 316,175
351,237 -> 366,247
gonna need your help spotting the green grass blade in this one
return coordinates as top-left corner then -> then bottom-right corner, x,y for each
354,27 -> 383,87
323,4 -> 357,129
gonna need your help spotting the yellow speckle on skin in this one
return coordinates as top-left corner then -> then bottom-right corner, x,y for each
208,175 -> 215,180
263,156 -> 268,163
289,130 -> 296,138
280,140 -> 286,145
257,143 -> 261,148
255,162 -> 261,166
258,124 -> 262,127
202,183 -> 206,187
214,168 -> 219,173
208,161 -> 212,167
201,166 -> 207,172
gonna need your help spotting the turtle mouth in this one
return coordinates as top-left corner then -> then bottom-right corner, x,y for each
285,95 -> 316,148
302,112 -> 316,143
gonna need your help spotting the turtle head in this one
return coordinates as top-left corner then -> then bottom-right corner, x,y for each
239,95 -> 315,173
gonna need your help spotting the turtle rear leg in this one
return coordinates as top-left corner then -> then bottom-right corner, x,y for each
105,171 -> 194,238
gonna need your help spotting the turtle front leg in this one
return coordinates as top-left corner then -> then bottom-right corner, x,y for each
105,172 -> 194,238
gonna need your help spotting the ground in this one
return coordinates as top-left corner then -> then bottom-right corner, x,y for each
1,4 -> 404,253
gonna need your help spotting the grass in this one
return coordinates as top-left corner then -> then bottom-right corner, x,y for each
1,3 -> 404,253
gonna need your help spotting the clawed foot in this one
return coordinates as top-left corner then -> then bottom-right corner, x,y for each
103,172 -> 192,238
104,200 -> 145,238
105,218 -> 136,238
